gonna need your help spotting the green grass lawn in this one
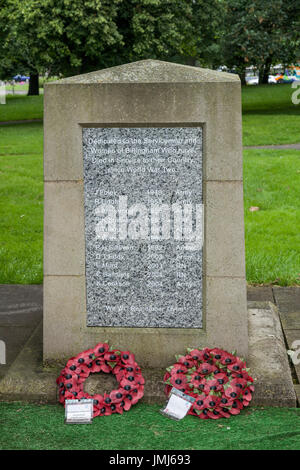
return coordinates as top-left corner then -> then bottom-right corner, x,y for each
0,403 -> 299,450
244,149 -> 300,285
0,124 -> 43,283
0,95 -> 43,122
0,85 -> 299,285
242,84 -> 300,146
0,82 -> 299,145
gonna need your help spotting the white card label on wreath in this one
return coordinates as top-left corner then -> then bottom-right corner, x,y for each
65,399 -> 94,424
160,388 -> 196,421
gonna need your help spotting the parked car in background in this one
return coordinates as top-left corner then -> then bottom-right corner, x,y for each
13,74 -> 30,82
275,69 -> 300,83
246,75 -> 277,85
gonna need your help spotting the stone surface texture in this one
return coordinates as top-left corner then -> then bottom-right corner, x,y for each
248,301 -> 296,407
82,126 -> 203,328
43,59 -> 247,363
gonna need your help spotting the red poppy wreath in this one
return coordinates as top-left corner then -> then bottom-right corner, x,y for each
164,347 -> 254,420
56,342 -> 145,417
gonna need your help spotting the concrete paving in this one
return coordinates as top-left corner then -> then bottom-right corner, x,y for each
0,285 -> 42,380
244,143 -> 300,150
0,284 -> 299,406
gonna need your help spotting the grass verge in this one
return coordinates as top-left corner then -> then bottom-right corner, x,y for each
244,149 -> 300,285
0,403 -> 300,450
242,83 -> 300,146
0,95 -> 43,122
0,124 -> 43,283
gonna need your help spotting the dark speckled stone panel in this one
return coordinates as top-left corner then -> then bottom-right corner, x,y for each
83,127 -> 202,327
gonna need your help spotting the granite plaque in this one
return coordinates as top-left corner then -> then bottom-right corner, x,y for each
82,127 -> 203,328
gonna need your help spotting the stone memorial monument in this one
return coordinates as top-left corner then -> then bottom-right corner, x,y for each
44,60 -> 248,368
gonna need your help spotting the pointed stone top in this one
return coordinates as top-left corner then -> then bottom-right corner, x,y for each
49,60 -> 239,85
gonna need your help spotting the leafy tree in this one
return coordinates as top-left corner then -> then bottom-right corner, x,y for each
0,0 -> 225,95
222,0 -> 300,84
0,0 -> 123,94
116,0 -> 224,67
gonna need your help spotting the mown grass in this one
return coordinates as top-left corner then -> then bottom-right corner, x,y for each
0,95 -> 43,122
0,402 -> 300,450
0,82 -> 299,145
242,83 -> 300,145
0,124 -> 43,283
244,149 -> 300,285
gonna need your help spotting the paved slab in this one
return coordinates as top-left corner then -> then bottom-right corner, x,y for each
0,285 -> 42,379
248,301 -> 296,407
247,286 -> 274,303
273,286 -> 300,314
244,144 -> 300,150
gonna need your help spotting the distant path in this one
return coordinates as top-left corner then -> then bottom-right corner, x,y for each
245,143 -> 300,150
0,119 -> 42,125
0,119 -> 299,150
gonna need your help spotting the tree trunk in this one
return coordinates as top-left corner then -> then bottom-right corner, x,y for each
239,69 -> 246,86
184,56 -> 197,66
259,58 -> 272,85
28,73 -> 39,96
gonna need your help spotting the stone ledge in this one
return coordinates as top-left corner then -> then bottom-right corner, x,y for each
0,302 -> 296,407
248,301 -> 296,407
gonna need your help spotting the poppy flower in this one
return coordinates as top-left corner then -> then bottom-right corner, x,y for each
230,378 -> 247,390
59,390 -> 73,404
199,348 -> 212,362
169,374 -> 188,388
93,342 -> 109,357
135,374 -> 145,386
210,348 -> 227,362
207,409 -> 221,420
76,349 -> 93,365
203,378 -> 222,394
110,389 -> 125,403
164,371 -> 171,382
78,365 -> 90,378
90,360 -> 111,374
178,355 -> 195,368
229,400 -> 243,415
203,395 -> 221,409
193,394 -> 206,410
164,384 -> 172,396
218,407 -> 231,418
170,364 -> 188,375
121,351 -> 136,364
198,409 -> 210,420
227,358 -> 246,373
112,402 -> 124,414
219,352 -> 236,366
104,350 -> 121,362
224,386 -> 240,400
65,359 -> 82,374
119,377 -> 136,391
130,386 -> 144,404
189,349 -> 203,361
198,362 -> 213,375
122,395 -> 132,411
213,372 -> 229,386
190,371 -> 204,387
242,388 -> 252,404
